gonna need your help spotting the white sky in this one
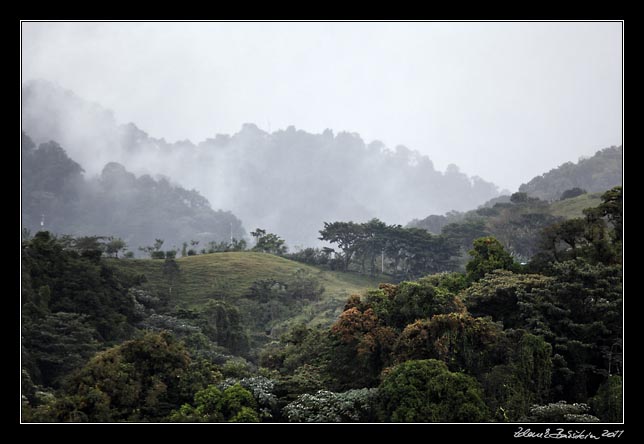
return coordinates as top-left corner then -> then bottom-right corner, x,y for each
21,21 -> 622,191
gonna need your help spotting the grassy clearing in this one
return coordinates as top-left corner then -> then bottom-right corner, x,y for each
109,252 -> 385,329
550,192 -> 603,219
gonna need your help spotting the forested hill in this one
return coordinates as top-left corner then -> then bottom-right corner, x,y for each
407,191 -> 607,264
22,79 -> 500,247
21,187 -> 622,422
21,132 -> 244,255
518,145 -> 622,201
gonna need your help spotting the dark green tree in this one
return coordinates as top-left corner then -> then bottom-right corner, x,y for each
590,375 -> 622,422
319,221 -> 363,271
22,312 -> 99,388
105,237 -> 127,258
466,237 -> 517,282
168,383 -> 259,423
252,232 -> 287,255
52,332 -> 191,422
198,300 -> 249,354
560,187 -> 587,200
379,359 -> 490,422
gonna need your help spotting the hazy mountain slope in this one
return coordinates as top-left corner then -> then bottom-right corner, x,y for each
407,190 -> 613,264
22,80 -> 501,247
21,132 -> 244,253
518,145 -> 622,201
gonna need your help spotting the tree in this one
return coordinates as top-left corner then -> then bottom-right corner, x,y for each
250,228 -> 266,245
379,359 -> 490,422
464,270 -> 553,328
590,375 -> 622,422
393,313 -> 504,377
222,376 -> 278,421
364,278 -> 465,330
286,269 -> 325,302
510,192 -> 529,204
355,218 -> 388,275
139,238 -> 166,259
283,388 -> 379,422
22,231 -> 138,342
252,232 -> 287,255
480,332 -> 553,422
328,306 -> 397,390
560,187 -> 587,200
59,332 -> 191,421
162,258 -> 181,297
22,312 -> 99,387
198,300 -> 249,354
441,218 -> 489,253
465,237 -> 517,282
584,186 -> 622,262
535,186 -> 622,267
105,237 -> 127,258
468,259 -> 621,403
536,218 -> 587,263
168,383 -> 259,423
319,222 -> 363,271
189,240 -> 199,255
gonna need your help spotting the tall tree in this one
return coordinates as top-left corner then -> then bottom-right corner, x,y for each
319,222 -> 364,271
465,237 -> 517,282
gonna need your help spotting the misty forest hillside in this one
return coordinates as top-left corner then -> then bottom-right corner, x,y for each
21,80 -> 622,424
407,146 -> 622,263
22,132 -> 244,253
22,80 -> 500,247
22,185 -> 622,422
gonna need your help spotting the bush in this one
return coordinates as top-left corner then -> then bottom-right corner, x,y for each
150,251 -> 166,260
560,187 -> 587,200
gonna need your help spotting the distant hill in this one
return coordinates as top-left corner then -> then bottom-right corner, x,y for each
22,79 -> 501,247
407,190 -> 609,264
21,132 -> 244,254
518,145 -> 622,201
407,144 -> 621,262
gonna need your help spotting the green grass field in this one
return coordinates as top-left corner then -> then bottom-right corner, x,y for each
109,252 -> 385,330
549,192 -> 603,219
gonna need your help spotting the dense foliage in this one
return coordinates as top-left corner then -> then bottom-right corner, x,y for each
21,80 -> 622,424
317,219 -> 459,280
408,190 -> 611,264
21,124 -> 622,425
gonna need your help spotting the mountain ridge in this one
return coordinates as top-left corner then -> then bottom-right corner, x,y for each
22,79 -> 502,247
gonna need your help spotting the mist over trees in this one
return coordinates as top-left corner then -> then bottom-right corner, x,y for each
22,80 -> 501,247
20,23 -> 623,425
22,132 -> 244,254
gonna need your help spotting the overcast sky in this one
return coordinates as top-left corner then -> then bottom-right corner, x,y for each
21,21 -> 622,191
